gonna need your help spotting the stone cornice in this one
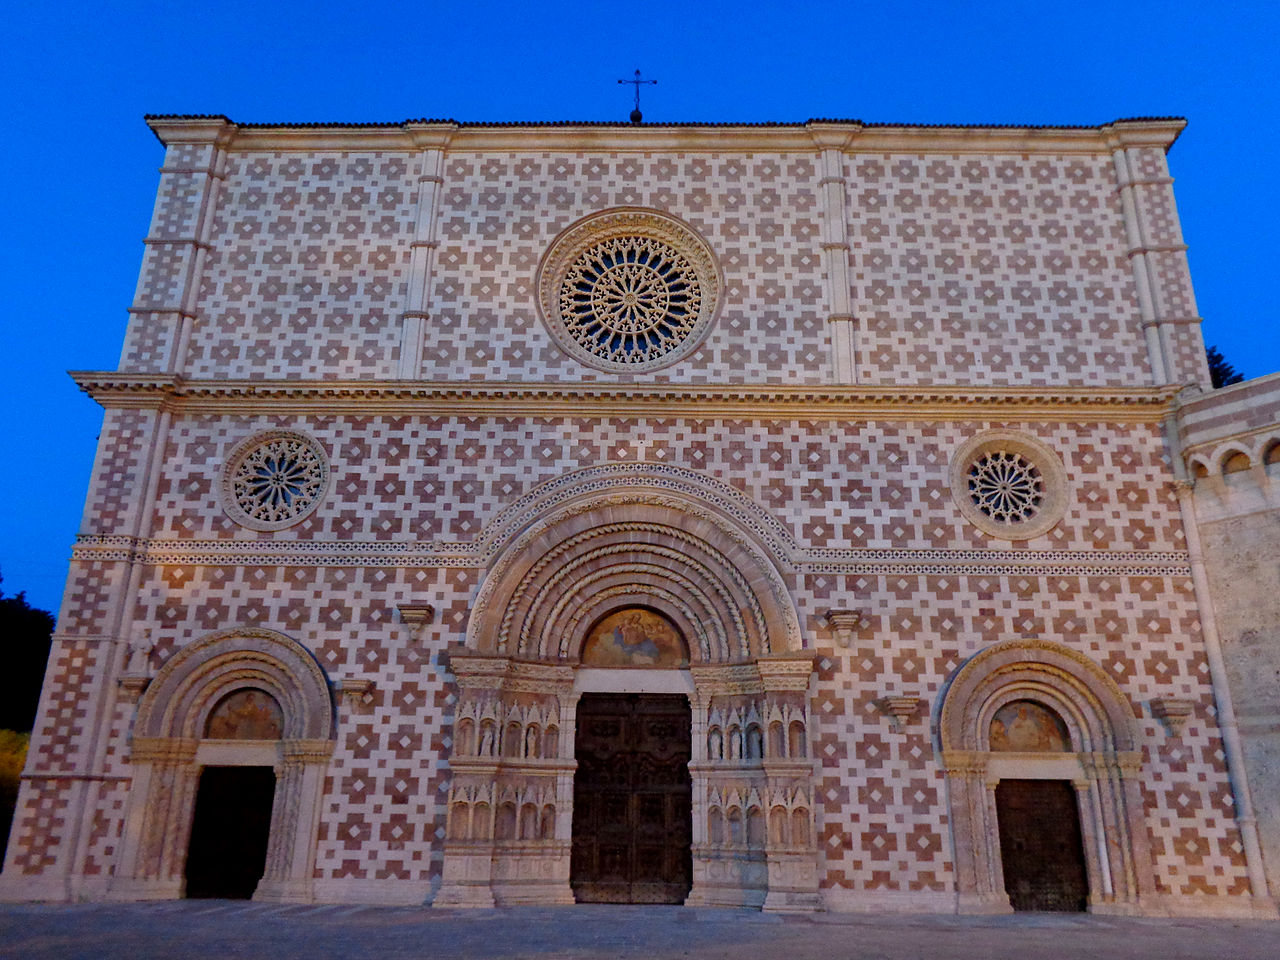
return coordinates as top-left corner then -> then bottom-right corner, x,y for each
70,373 -> 1182,423
144,116 -> 1186,156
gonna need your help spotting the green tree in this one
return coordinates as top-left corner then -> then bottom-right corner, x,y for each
0,730 -> 29,861
0,576 -> 55,732
1206,344 -> 1245,389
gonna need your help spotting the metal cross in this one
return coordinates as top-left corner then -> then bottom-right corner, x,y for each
618,69 -> 657,123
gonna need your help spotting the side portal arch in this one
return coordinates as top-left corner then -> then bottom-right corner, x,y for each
111,628 -> 335,903
938,638 -> 1154,914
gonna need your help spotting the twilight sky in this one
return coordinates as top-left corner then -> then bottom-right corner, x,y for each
2,0 -> 1277,614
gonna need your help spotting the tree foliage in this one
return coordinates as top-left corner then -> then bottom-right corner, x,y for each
1206,344 -> 1245,389
0,576 -> 55,732
0,730 -> 29,861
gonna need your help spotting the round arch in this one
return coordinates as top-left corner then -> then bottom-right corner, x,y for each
466,464 -> 802,662
136,627 -> 334,742
937,638 -> 1154,915
112,628 -> 335,904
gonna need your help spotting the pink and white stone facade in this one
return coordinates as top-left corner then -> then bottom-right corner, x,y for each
2,114 -> 1275,917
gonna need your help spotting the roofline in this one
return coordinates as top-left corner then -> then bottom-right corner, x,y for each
143,114 -> 1187,154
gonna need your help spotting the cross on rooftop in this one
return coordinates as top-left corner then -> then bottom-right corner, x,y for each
618,69 -> 656,124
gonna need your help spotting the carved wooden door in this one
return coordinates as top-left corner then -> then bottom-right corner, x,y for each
571,693 -> 692,903
996,779 -> 1089,912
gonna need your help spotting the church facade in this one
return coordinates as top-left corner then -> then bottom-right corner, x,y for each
3,113 -> 1279,916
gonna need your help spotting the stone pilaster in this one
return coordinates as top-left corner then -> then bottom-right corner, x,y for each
398,124 -> 454,378
809,124 -> 860,383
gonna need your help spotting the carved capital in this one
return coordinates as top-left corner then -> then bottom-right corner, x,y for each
118,674 -> 151,702
397,603 -> 436,640
822,608 -> 864,647
1151,697 -> 1195,736
281,738 -> 336,764
129,736 -> 198,764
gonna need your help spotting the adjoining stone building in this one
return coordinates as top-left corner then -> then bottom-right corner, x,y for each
2,112 -> 1278,916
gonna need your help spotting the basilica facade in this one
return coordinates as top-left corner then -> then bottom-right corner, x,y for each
3,113 -> 1279,916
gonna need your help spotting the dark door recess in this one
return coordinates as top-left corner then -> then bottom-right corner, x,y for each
996,778 -> 1089,912
184,765 -> 276,899
571,693 -> 692,903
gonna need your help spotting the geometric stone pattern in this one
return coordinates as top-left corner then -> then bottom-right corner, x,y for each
190,153 -> 417,379
136,416 -> 1187,554
7,116 -> 1254,911
425,152 -> 828,384
846,152 -> 1150,386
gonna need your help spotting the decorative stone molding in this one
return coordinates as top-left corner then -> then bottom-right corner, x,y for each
145,114 -> 1185,158
822,608 -> 864,647
949,431 -> 1070,540
397,603 -> 436,640
875,694 -> 921,729
220,431 -> 330,532
69,533 -> 1194,578
1151,696 -> 1195,735
535,208 -> 722,372
71,372 -> 1182,423
337,678 -> 375,708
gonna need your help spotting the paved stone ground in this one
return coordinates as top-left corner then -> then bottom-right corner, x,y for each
2,902 -> 1279,960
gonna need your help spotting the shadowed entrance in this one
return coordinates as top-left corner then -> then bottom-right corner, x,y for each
571,693 -> 692,903
996,779 -> 1088,912
184,766 -> 276,899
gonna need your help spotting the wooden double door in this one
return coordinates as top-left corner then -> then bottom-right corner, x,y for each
571,693 -> 692,903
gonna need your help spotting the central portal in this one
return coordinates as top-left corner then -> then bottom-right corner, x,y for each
571,693 -> 692,903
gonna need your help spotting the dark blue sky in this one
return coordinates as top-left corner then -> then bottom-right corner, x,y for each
3,1 -> 1277,613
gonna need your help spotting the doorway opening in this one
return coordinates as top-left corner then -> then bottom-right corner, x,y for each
571,693 -> 692,903
184,765 -> 276,899
995,778 -> 1089,912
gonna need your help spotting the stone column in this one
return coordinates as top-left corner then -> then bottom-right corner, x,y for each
942,751 -> 1011,914
255,739 -> 334,903
107,737 -> 199,900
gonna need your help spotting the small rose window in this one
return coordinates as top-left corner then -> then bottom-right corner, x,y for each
949,432 -> 1068,540
221,431 -> 329,530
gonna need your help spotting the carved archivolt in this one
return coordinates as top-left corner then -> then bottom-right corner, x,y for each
939,637 -> 1138,755
937,638 -> 1153,913
474,461 -> 799,565
469,498 -> 800,661
135,627 -> 334,742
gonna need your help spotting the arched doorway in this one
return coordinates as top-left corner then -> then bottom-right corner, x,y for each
570,608 -> 693,903
938,639 -> 1155,915
989,700 -> 1088,912
109,628 -> 335,902
436,464 -> 818,911
183,688 -> 283,899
